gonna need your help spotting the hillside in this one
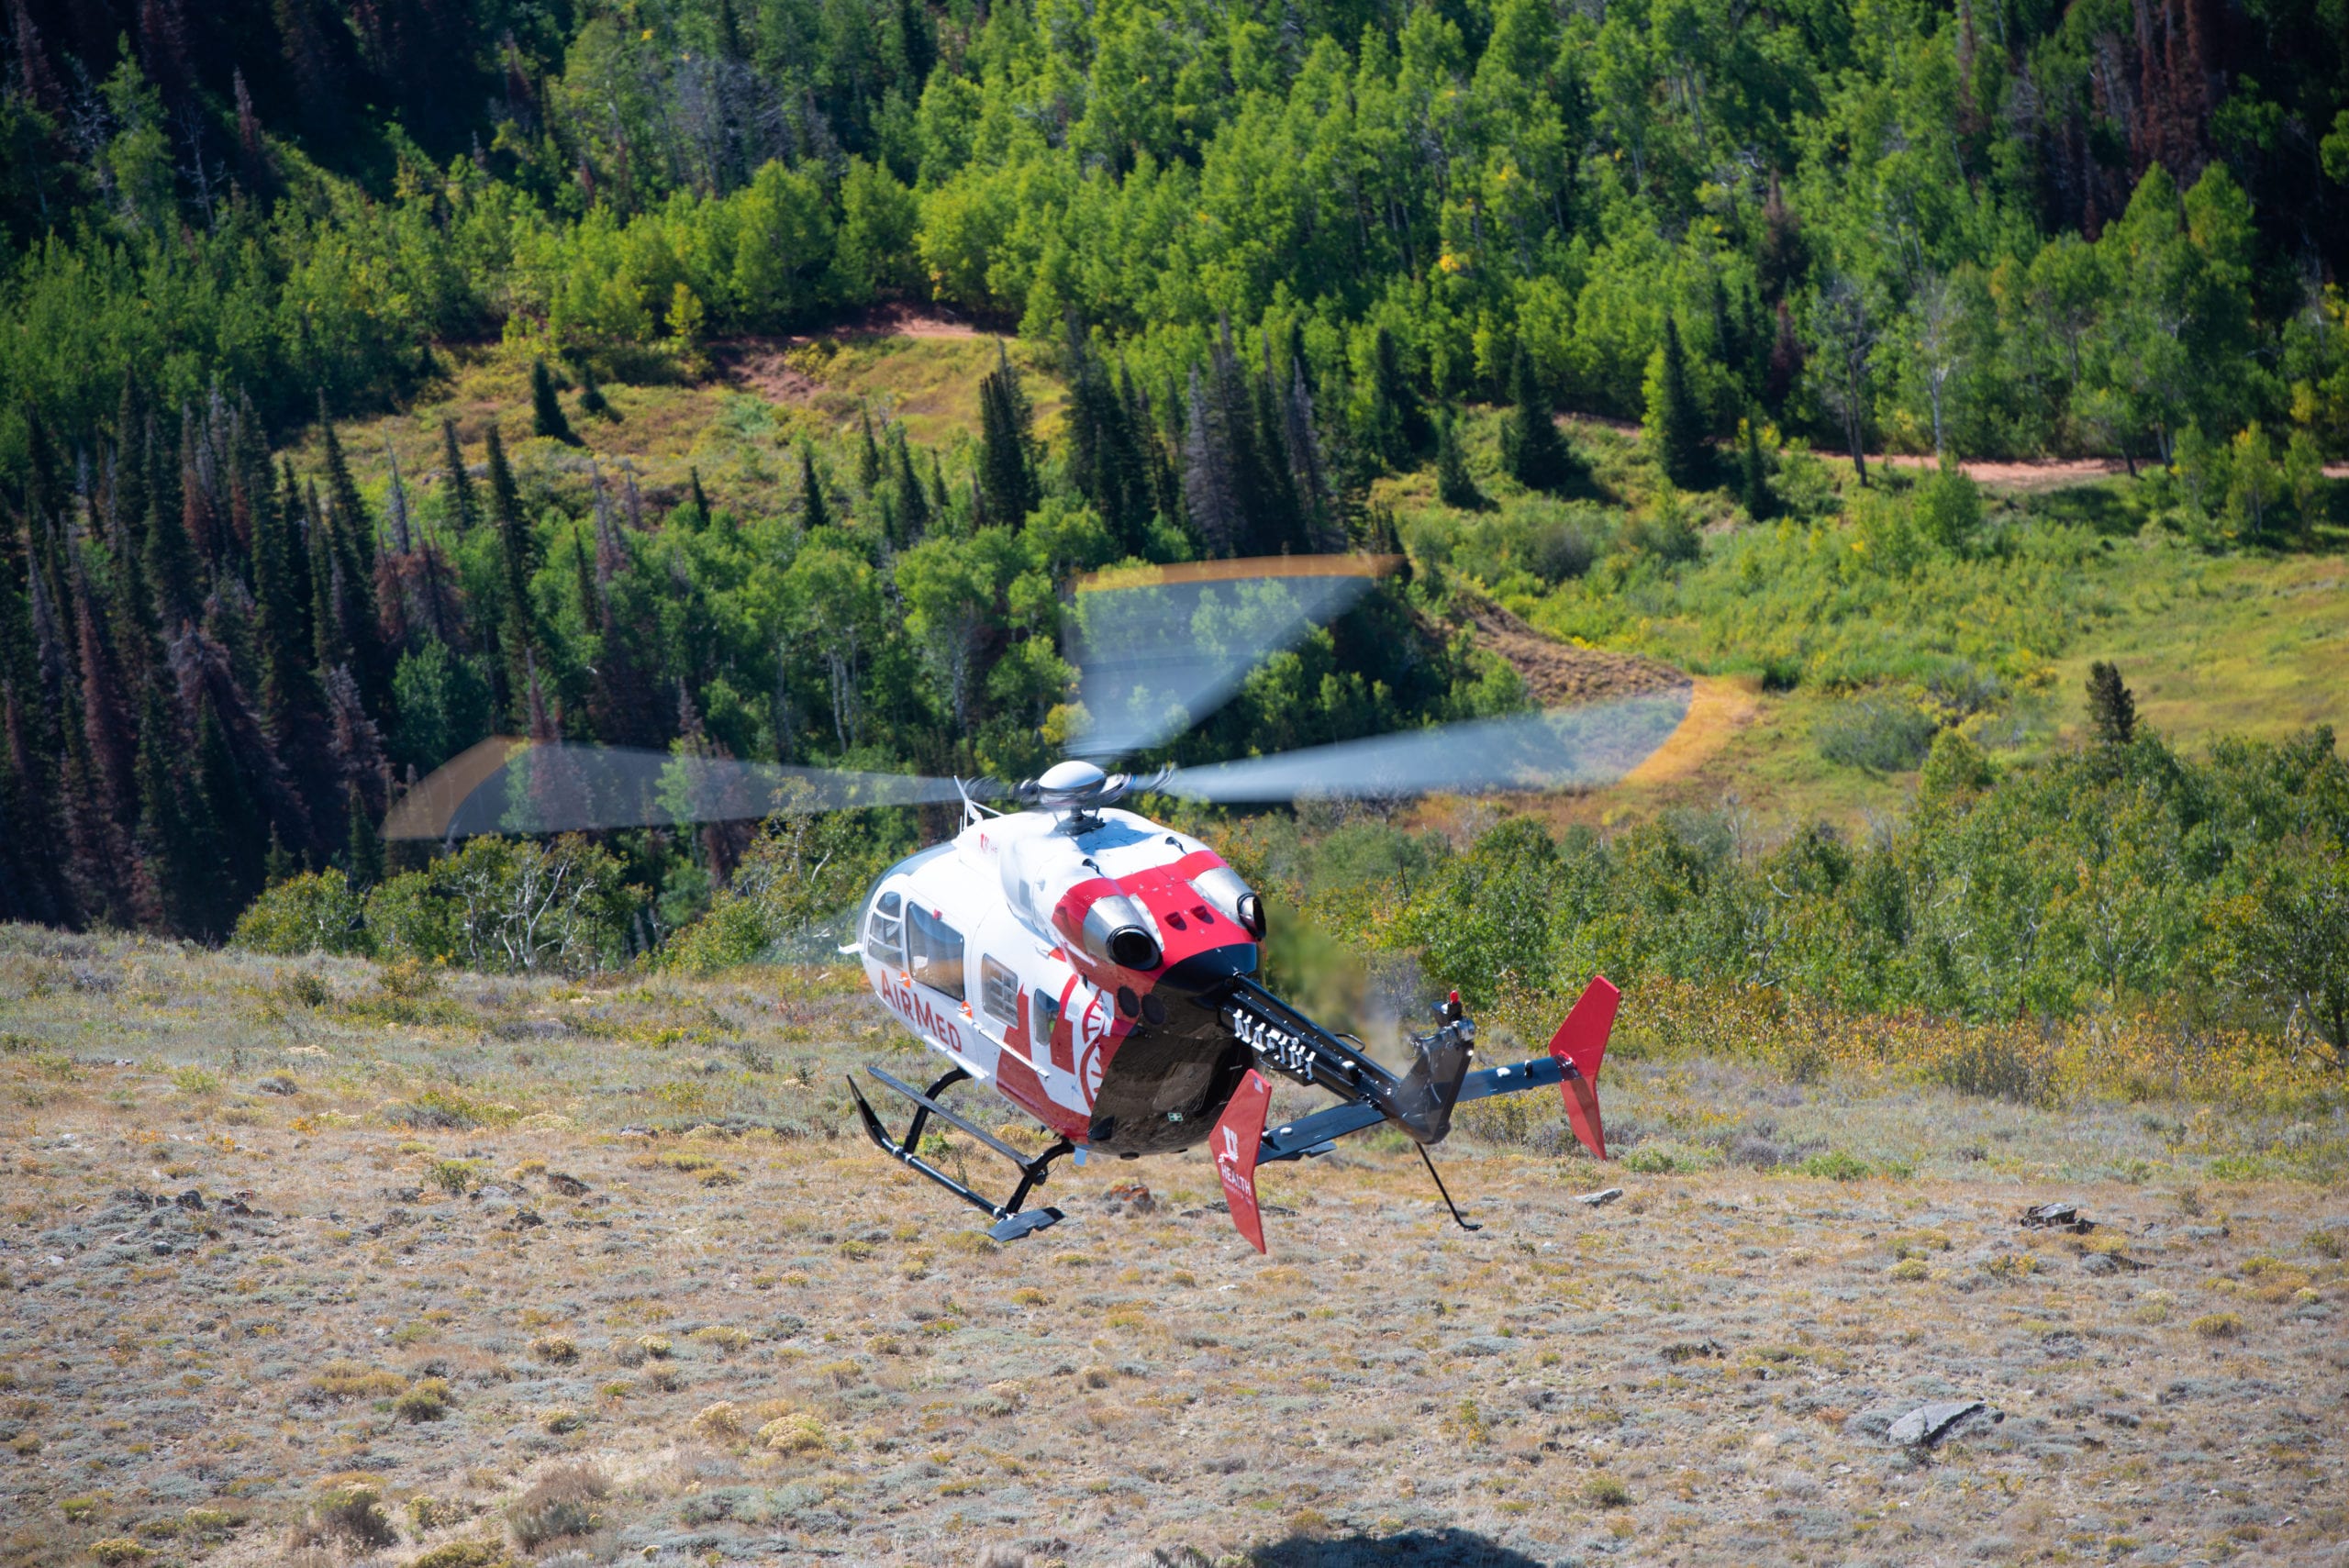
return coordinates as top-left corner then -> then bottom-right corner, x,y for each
2,929 -> 2343,1567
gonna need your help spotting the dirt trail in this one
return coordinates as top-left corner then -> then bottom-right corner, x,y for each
1557,415 -> 2349,488
1621,673 -> 1762,785
1458,595 -> 1687,706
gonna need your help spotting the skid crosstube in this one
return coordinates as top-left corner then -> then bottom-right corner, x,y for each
846,1064 -> 1074,1243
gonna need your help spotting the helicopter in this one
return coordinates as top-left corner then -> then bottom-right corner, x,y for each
385,558 -> 1690,1251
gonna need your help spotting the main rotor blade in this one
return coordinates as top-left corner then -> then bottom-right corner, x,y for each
1068,555 -> 1397,760
383,738 -> 966,840
1160,690 -> 1692,804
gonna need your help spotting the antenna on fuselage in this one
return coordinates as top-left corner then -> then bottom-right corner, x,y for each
953,776 -> 1000,829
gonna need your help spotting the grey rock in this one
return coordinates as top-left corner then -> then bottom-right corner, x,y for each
2080,1251 -> 2120,1276
1888,1399 -> 1987,1447
1575,1187 -> 1624,1207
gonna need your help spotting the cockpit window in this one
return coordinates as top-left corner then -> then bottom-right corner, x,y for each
864,893 -> 905,968
905,906 -> 965,1001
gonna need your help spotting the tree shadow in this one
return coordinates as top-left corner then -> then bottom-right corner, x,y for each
1249,1529 -> 1555,1566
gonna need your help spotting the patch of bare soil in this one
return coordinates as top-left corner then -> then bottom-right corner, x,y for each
1460,595 -> 1689,708
715,306 -> 985,405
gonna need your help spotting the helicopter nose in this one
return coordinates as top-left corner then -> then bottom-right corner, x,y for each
1155,942 -> 1258,995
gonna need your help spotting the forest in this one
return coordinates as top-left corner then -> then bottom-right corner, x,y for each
1,0 -> 2345,1069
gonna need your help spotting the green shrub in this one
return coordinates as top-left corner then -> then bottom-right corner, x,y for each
231,872 -> 372,958
395,1376 -> 452,1421
1815,695 -> 1935,773
371,836 -> 640,974
1797,1151 -> 1872,1181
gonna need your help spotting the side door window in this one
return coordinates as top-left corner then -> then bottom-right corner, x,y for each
979,956 -> 1020,1027
865,890 -> 905,967
904,905 -> 965,1001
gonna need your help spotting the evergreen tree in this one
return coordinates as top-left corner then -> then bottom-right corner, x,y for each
1435,409 -> 1484,509
799,447 -> 830,533
976,344 -> 1039,526
344,785 -> 384,890
1367,327 -> 1431,466
134,678 -> 222,937
575,360 -> 612,420
2086,662 -> 2137,747
484,424 -> 537,718
1501,346 -> 1578,493
145,473 -> 202,632
530,358 -> 576,443
1741,415 -> 1773,521
1647,317 -> 1709,488
890,424 -> 930,539
307,480 -> 350,674
857,406 -> 884,491
1183,364 -> 1241,556
440,418 -> 478,533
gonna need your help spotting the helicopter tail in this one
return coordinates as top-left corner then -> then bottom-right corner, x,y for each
1547,975 -> 1620,1162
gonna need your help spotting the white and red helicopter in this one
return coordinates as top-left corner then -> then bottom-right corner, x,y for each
388,558 -> 1689,1251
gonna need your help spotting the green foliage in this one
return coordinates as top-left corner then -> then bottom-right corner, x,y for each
365,837 -> 640,975
662,801 -> 901,975
1296,728 -> 2349,1029
233,872 -> 373,959
1816,696 -> 1936,774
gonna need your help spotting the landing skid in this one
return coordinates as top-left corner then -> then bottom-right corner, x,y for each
846,1064 -> 1074,1243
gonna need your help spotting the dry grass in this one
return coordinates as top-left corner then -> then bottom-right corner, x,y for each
0,926 -> 2343,1566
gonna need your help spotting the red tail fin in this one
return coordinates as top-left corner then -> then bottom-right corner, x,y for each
1547,976 -> 1619,1162
1209,1069 -> 1274,1252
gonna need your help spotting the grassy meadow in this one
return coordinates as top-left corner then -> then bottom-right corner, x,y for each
3,928 -> 2345,1567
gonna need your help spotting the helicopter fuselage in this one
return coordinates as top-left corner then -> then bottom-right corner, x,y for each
854,805 -> 1264,1157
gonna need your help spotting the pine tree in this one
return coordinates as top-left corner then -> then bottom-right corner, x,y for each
440,418 -> 478,533
530,357 -> 575,442
2086,662 -> 2137,747
1741,415 -> 1773,521
1501,346 -> 1579,493
262,825 -> 296,887
857,406 -> 883,491
134,677 -> 227,937
799,447 -> 830,533
307,480 -> 350,674
145,472 -> 202,632
890,424 -> 930,539
1183,364 -> 1240,556
575,359 -> 613,420
976,345 -> 1039,526
343,785 -> 384,890
484,424 -> 537,719
1435,410 -> 1484,509
1367,326 -> 1431,466
1647,317 -> 1709,488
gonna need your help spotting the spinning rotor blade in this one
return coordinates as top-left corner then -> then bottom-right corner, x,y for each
1069,555 -> 1397,760
1161,689 -> 1692,804
383,737 -> 966,841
